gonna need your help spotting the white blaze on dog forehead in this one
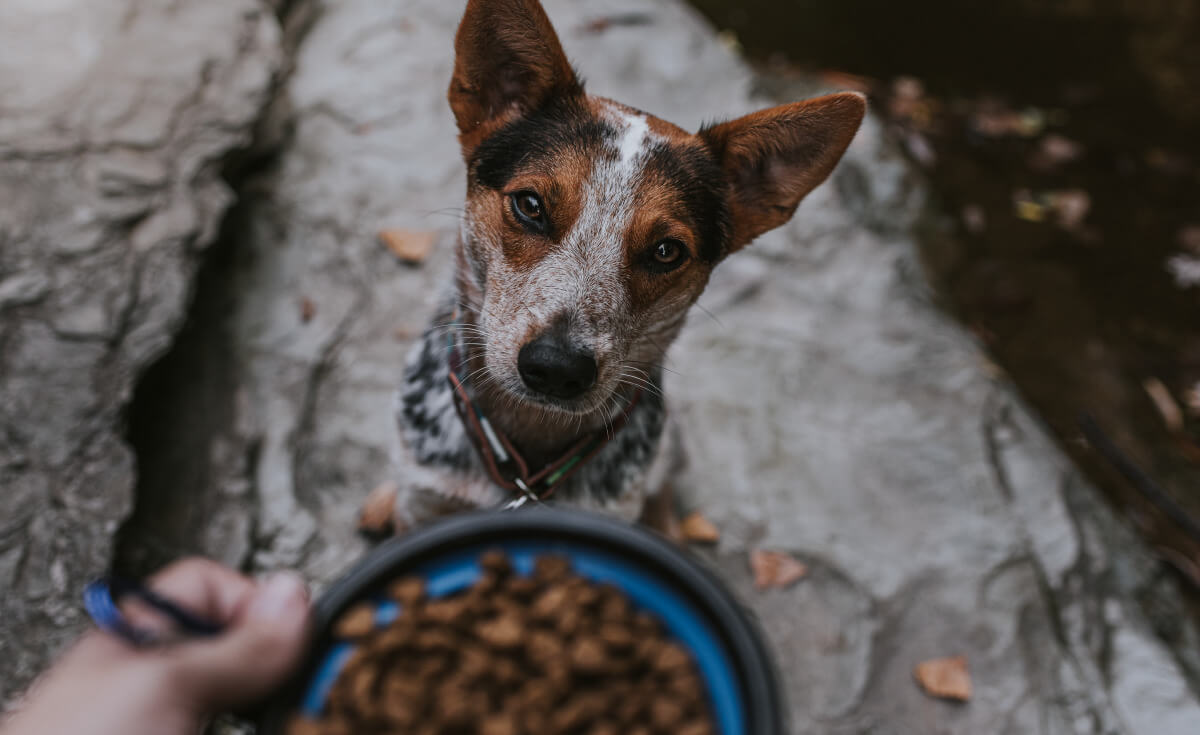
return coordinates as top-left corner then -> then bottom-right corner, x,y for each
523,106 -> 659,326
618,111 -> 650,167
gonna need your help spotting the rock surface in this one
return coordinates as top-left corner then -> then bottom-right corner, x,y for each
0,0 -> 282,705
3,0 -> 1199,731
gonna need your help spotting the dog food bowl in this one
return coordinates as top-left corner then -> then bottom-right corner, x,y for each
259,507 -> 784,735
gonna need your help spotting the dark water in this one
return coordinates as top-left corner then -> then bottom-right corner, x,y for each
688,0 -> 1200,582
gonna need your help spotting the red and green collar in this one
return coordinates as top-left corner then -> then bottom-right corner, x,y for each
445,326 -> 643,507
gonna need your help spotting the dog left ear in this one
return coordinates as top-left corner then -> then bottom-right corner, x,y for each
700,92 -> 866,250
448,0 -> 582,151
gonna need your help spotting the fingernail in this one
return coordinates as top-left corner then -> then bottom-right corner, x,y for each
248,572 -> 309,622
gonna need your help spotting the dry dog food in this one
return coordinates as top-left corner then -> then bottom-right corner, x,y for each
289,551 -> 715,735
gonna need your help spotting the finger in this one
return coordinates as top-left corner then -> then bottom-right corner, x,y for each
168,571 -> 312,711
118,558 -> 258,638
145,557 -> 259,622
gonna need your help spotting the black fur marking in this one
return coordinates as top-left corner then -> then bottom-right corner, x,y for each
471,98 -> 614,190
398,317 -> 475,470
643,142 -> 730,262
567,383 -> 664,504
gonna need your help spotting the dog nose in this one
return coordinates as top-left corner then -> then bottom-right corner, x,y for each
518,336 -> 597,400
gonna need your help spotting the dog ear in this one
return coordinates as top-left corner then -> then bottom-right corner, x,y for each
449,0 -> 582,149
700,92 -> 866,249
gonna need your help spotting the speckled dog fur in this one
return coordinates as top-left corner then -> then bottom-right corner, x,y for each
382,0 -> 865,530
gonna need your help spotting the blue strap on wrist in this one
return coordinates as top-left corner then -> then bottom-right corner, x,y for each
83,577 -> 224,646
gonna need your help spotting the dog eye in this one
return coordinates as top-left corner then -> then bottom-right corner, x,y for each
510,191 -> 547,232
646,239 -> 689,272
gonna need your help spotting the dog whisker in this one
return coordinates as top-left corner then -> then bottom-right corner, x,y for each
693,300 -> 723,327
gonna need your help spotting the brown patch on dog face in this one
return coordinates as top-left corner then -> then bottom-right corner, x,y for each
493,159 -> 593,272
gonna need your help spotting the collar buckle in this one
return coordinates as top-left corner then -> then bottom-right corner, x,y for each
502,477 -> 539,511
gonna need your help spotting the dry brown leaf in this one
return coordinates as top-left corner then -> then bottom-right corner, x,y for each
1184,383 -> 1200,417
914,655 -> 972,701
680,511 -> 720,544
299,297 -> 316,323
1143,377 -> 1184,433
903,131 -> 936,168
961,204 -> 986,235
359,480 -> 399,535
1178,225 -> 1200,254
749,550 -> 808,590
819,70 -> 874,94
379,228 -> 435,264
1048,189 -> 1091,230
1029,133 -> 1083,171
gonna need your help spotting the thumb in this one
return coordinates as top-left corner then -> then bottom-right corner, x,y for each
170,572 -> 311,711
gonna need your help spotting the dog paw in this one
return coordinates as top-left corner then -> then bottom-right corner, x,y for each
638,488 -> 685,545
358,480 -> 399,540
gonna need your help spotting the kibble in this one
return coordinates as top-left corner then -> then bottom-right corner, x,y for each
291,552 -> 714,734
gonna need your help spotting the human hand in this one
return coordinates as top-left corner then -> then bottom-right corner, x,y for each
1,558 -> 310,735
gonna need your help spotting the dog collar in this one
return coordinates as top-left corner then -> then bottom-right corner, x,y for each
445,324 -> 643,508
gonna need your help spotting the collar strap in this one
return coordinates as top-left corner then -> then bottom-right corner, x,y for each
446,331 -> 642,503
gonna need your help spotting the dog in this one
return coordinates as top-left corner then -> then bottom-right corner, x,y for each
361,0 -> 864,535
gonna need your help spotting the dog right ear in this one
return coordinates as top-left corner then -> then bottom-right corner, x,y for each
449,0 -> 582,151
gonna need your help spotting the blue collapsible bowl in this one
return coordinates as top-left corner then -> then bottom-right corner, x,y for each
259,508 -> 784,734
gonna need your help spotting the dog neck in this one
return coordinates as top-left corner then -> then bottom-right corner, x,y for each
449,262 -> 648,468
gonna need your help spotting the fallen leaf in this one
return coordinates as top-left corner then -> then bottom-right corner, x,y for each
892,76 -> 924,100
1178,225 -> 1200,254
680,511 -> 720,544
299,297 -> 316,323
1167,253 -> 1200,289
961,204 -> 987,235
971,105 -> 1044,138
1184,383 -> 1200,417
749,550 -> 808,590
1143,377 -> 1184,433
379,228 -> 435,264
715,29 -> 742,55
819,70 -> 874,94
903,131 -> 936,167
1029,133 -> 1083,171
1177,435 -> 1200,464
914,655 -> 972,701
578,12 -> 653,34
1048,189 -> 1090,229
888,76 -> 925,119
1012,190 -> 1047,223
1012,189 -> 1090,229
393,325 -> 417,341
1145,147 -> 1191,176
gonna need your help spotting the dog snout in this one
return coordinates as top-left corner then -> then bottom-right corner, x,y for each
517,335 -> 597,400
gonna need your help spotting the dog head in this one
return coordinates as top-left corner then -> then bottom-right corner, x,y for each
448,0 -> 864,415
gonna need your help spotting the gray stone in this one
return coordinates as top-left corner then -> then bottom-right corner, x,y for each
0,0 -> 283,705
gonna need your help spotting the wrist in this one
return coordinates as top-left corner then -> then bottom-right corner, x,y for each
5,633 -> 206,735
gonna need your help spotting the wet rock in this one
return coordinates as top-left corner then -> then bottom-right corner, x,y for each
0,0 -> 282,705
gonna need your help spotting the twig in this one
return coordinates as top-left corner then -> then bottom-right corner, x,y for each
1078,413 -> 1200,543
